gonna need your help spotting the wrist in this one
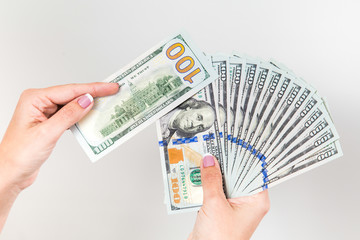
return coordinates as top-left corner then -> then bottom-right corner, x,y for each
0,147 -> 22,232
0,145 -> 26,193
0,162 -> 22,197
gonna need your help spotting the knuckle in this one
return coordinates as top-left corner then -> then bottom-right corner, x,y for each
90,84 -> 98,97
20,88 -> 37,99
59,83 -> 80,99
69,84 -> 81,98
203,169 -> 222,183
61,104 -> 77,120
37,124 -> 51,138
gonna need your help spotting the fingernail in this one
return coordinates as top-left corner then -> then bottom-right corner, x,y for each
203,154 -> 215,168
113,82 -> 121,89
78,93 -> 93,109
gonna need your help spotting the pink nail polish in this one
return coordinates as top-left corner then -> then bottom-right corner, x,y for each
203,154 -> 215,168
78,93 -> 93,109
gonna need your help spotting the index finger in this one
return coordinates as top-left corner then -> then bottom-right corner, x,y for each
43,82 -> 119,105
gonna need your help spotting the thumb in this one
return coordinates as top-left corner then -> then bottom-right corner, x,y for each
200,154 -> 226,205
42,93 -> 94,140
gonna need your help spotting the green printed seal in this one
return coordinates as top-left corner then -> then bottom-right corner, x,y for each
190,169 -> 202,185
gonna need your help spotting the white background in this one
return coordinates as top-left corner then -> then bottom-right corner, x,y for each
0,0 -> 359,239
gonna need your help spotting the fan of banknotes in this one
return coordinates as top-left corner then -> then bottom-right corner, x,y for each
156,54 -> 343,213
71,33 -> 342,214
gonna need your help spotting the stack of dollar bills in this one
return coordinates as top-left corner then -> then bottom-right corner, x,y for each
71,33 -> 343,214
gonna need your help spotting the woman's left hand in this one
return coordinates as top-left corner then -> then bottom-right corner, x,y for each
0,82 -> 119,190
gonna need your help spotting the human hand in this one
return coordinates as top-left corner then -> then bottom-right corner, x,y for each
0,83 -> 119,191
188,155 -> 270,240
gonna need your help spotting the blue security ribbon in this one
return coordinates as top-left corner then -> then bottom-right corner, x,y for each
173,136 -> 198,145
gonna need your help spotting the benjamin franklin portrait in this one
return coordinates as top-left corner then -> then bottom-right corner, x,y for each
160,97 -> 233,144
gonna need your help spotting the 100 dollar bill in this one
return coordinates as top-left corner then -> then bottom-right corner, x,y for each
71,33 -> 216,162
248,140 -> 343,194
157,82 -> 224,213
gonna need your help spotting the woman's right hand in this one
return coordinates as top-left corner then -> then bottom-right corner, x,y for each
188,155 -> 270,240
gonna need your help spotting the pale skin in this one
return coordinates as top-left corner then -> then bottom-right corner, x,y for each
0,82 -> 119,231
0,82 -> 270,239
189,156 -> 270,240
